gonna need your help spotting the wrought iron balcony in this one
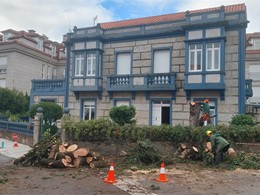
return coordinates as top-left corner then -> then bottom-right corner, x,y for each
245,79 -> 253,98
107,73 -> 176,92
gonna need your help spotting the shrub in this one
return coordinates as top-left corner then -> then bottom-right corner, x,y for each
230,114 -> 255,126
109,105 -> 136,126
128,139 -> 160,165
29,102 -> 63,125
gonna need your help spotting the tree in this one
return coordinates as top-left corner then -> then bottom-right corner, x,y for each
29,102 -> 63,124
0,88 -> 29,115
109,105 -> 136,125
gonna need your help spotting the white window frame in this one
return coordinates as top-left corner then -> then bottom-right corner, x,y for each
117,53 -> 131,75
154,50 -> 170,73
35,37 -> 43,51
252,38 -> 260,50
83,100 -> 96,120
51,45 -> 56,57
3,33 -> 11,42
206,43 -> 220,71
0,79 -> 6,88
189,44 -> 202,72
86,53 -> 96,76
75,54 -> 84,76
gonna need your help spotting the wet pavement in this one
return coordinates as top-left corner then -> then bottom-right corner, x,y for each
0,138 -> 31,165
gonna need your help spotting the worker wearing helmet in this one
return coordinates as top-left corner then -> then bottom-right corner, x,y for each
199,99 -> 210,126
206,130 -> 230,164
201,99 -> 210,114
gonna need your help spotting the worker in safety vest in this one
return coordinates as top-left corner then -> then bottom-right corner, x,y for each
206,130 -> 230,164
199,99 -> 210,126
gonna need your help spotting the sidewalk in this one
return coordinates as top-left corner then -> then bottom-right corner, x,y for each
0,138 -> 31,159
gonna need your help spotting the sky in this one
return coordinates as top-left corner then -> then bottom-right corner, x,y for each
0,0 -> 259,42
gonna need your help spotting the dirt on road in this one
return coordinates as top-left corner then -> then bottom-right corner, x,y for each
0,155 -> 259,195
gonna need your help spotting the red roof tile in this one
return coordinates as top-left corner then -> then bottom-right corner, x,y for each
100,4 -> 246,29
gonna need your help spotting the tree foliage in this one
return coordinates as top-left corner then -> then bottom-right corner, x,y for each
0,88 -> 29,115
230,114 -> 255,126
29,102 -> 63,125
109,105 -> 136,126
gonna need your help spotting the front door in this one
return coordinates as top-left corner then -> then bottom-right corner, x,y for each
152,101 -> 170,126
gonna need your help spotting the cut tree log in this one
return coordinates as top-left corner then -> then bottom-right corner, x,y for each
86,157 -> 93,164
72,150 -> 79,158
66,144 -> 78,152
48,145 -> 58,159
89,160 -> 107,169
228,148 -> 237,158
58,145 -> 67,153
39,158 -> 54,167
62,143 -> 69,148
49,159 -> 68,168
180,143 -> 187,150
206,142 -> 212,151
65,155 -> 72,163
75,148 -> 89,157
73,157 -> 86,167
54,152 -> 66,160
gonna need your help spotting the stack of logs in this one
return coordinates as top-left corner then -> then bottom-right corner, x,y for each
40,143 -> 107,168
13,135 -> 108,169
175,142 -> 237,160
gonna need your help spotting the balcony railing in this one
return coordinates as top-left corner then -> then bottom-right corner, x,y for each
31,79 -> 65,93
107,73 -> 176,92
245,79 -> 253,98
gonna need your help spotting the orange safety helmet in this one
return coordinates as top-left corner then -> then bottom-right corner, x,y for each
204,99 -> 209,103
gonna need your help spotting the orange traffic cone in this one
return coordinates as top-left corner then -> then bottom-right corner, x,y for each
155,163 -> 169,182
104,163 -> 117,184
13,140 -> 18,147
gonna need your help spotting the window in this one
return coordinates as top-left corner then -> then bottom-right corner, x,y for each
117,53 -> 131,75
41,99 -> 55,103
42,64 -> 46,79
47,66 -> 52,79
154,50 -> 170,73
75,54 -> 84,76
35,37 -> 43,51
0,57 -> 7,73
83,100 -> 95,120
252,38 -> 260,50
206,43 -> 220,71
249,65 -> 260,80
2,33 -> 11,42
0,56 -> 7,66
189,44 -> 202,71
151,100 -> 171,126
0,79 -> 5,88
51,45 -> 56,57
86,53 -> 96,76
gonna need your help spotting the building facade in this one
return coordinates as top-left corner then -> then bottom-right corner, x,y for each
245,32 -> 260,122
0,29 -> 66,107
38,3 -> 251,126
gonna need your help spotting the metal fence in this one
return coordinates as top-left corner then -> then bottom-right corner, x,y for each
0,120 -> 34,136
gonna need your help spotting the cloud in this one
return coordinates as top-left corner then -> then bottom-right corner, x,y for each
0,0 -> 114,42
0,0 -> 258,42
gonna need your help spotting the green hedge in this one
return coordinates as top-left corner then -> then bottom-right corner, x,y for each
61,117 -> 260,144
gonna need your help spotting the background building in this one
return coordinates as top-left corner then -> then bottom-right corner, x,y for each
60,3 -> 252,126
246,32 -> 260,122
0,29 -> 66,107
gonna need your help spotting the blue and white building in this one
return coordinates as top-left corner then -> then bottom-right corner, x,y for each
32,3 -> 254,126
